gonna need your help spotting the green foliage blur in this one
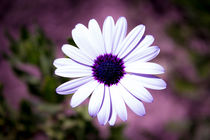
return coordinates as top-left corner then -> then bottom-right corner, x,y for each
166,0 -> 210,99
165,0 -> 210,139
0,27 -> 126,140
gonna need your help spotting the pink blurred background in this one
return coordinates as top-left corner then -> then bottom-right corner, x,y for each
0,0 -> 209,139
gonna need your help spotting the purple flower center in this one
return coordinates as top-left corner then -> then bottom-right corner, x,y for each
92,54 -> 125,86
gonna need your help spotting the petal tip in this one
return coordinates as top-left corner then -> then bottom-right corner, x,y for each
61,44 -> 70,53
98,119 -> 106,126
54,69 -> 59,76
88,111 -> 97,118
89,114 -> 95,118
56,87 -> 61,94
104,16 -> 114,24
106,16 -> 113,19
109,122 -> 115,126
100,123 -> 106,126
88,19 -> 97,27
137,24 -> 145,31
122,117 -> 127,122
162,81 -> 167,89
53,60 -> 57,68
70,100 -> 77,108
118,16 -> 126,21
56,87 -> 71,95
142,112 -> 146,116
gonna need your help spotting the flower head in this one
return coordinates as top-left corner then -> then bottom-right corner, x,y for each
54,16 -> 166,125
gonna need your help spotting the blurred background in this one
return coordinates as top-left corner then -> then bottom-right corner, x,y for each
0,0 -> 210,139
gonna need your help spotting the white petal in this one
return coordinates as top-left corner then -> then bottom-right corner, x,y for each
124,46 -> 160,63
112,17 -> 127,55
108,106 -> 117,126
124,35 -> 155,62
62,44 -> 93,66
53,58 -> 74,68
118,83 -> 146,116
128,74 -> 167,90
56,76 -> 93,95
116,25 -> 145,58
103,16 -> 115,54
72,25 -> 98,59
97,86 -> 111,125
125,62 -> 165,75
55,65 -> 92,78
70,80 -> 99,108
138,35 -> 154,50
88,19 -> 106,54
88,84 -> 105,117
110,85 -> 127,121
120,75 -> 153,103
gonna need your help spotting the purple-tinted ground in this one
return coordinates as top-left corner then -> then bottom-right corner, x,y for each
0,0 -> 209,139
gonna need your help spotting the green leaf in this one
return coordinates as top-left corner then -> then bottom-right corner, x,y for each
67,37 -> 77,47
109,124 -> 127,140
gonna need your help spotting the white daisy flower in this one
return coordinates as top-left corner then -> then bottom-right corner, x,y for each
54,16 -> 166,126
